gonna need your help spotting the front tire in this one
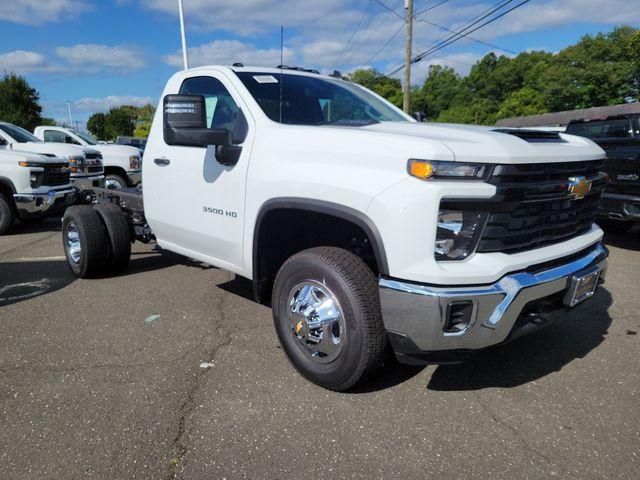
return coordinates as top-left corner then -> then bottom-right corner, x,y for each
62,205 -> 109,278
105,174 -> 127,190
0,193 -> 14,235
272,247 -> 386,391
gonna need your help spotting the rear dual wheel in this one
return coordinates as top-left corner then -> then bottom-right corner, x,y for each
62,204 -> 131,278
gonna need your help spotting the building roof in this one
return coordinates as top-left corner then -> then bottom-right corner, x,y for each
495,102 -> 640,127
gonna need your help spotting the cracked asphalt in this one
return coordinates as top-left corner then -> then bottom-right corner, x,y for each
0,218 -> 638,479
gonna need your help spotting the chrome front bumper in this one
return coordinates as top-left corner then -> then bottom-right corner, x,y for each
379,243 -> 608,362
13,188 -> 77,216
127,170 -> 142,185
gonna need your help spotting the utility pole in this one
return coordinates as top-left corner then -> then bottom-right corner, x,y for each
67,100 -> 73,129
403,0 -> 413,114
178,0 -> 189,69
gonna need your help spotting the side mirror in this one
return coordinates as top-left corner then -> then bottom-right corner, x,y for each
163,94 -> 231,147
412,111 -> 426,122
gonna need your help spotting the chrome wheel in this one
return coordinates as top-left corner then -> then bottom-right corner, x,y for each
287,281 -> 345,364
67,221 -> 81,263
105,177 -> 124,189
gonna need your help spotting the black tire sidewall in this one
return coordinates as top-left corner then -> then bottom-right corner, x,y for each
93,204 -> 131,273
0,193 -> 13,235
62,206 -> 108,277
273,255 -> 369,388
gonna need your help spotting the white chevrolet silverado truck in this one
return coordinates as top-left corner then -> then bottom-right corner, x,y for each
60,65 -> 609,391
0,150 -> 75,234
0,122 -> 104,202
33,126 -> 142,189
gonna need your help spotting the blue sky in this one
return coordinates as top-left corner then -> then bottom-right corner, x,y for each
0,0 -> 638,127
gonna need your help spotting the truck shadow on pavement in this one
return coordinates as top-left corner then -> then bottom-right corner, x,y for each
603,231 -> 640,251
426,287 -> 613,391
0,260 -> 75,308
4,217 -> 63,236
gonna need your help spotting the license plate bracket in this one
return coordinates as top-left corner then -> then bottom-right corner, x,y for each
563,266 -> 601,307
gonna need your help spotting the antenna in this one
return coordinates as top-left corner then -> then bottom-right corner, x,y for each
178,0 -> 189,69
279,26 -> 284,123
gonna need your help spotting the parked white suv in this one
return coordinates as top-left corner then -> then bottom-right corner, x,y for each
0,122 -> 104,202
60,65 -> 609,391
0,150 -> 75,234
34,126 -> 141,189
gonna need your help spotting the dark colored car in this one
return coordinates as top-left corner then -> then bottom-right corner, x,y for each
566,114 -> 640,233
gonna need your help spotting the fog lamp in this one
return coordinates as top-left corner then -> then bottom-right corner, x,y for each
435,209 -> 487,261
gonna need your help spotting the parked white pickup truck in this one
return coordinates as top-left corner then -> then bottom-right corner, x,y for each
60,65 -> 609,391
0,122 -> 104,202
33,126 -> 142,189
0,150 -> 75,234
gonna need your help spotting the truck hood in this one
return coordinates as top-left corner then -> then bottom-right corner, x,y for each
9,142 -> 96,159
0,149 -> 67,163
90,143 -> 140,157
358,122 -> 605,164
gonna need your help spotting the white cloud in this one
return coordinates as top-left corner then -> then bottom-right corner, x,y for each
75,95 -> 155,112
141,0 -> 349,36
55,44 -> 147,73
0,50 -> 61,74
164,40 -> 295,69
0,0 -> 90,25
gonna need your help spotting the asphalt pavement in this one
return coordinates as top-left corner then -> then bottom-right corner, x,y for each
0,217 -> 638,479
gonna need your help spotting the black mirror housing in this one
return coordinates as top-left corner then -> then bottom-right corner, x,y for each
163,94 -> 232,147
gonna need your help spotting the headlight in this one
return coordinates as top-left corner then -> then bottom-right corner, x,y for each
130,155 -> 140,169
435,209 -> 488,261
408,160 -> 490,180
68,155 -> 84,173
18,161 -> 43,167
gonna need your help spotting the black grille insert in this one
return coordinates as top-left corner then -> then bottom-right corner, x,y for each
476,160 -> 605,254
42,163 -> 70,187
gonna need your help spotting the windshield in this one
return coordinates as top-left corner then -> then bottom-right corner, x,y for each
76,131 -> 97,145
0,123 -> 41,143
235,71 -> 409,126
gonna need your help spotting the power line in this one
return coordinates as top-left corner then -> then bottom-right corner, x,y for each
371,0 -> 404,21
385,0 -> 522,76
340,1 -> 386,65
364,21 -> 406,65
415,0 -> 530,61
414,17 -> 516,54
336,1 -> 374,64
342,0 -> 403,66
414,0 -> 452,17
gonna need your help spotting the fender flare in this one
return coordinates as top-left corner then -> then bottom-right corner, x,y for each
0,176 -> 16,194
252,197 -> 389,300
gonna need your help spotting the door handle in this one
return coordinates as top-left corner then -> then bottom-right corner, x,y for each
154,158 -> 170,166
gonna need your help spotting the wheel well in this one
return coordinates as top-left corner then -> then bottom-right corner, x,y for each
104,166 -> 128,179
253,204 -> 386,304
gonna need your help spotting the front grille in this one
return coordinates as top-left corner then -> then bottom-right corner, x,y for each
87,166 -> 103,173
42,163 -> 70,187
85,152 -> 102,160
476,160 -> 606,254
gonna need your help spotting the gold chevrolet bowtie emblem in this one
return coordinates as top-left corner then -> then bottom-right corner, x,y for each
568,176 -> 592,200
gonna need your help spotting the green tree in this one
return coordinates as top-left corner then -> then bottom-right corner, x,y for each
497,87 -> 548,119
87,112 -> 107,140
0,73 -> 44,131
417,65 -> 461,120
133,104 -> 155,138
104,106 -> 135,140
349,68 -> 403,107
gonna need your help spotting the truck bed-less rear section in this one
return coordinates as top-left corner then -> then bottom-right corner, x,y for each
94,186 -> 153,242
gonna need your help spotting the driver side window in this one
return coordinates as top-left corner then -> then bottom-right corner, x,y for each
179,76 -> 240,132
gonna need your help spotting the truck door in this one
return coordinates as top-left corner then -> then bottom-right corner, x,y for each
145,74 -> 253,272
